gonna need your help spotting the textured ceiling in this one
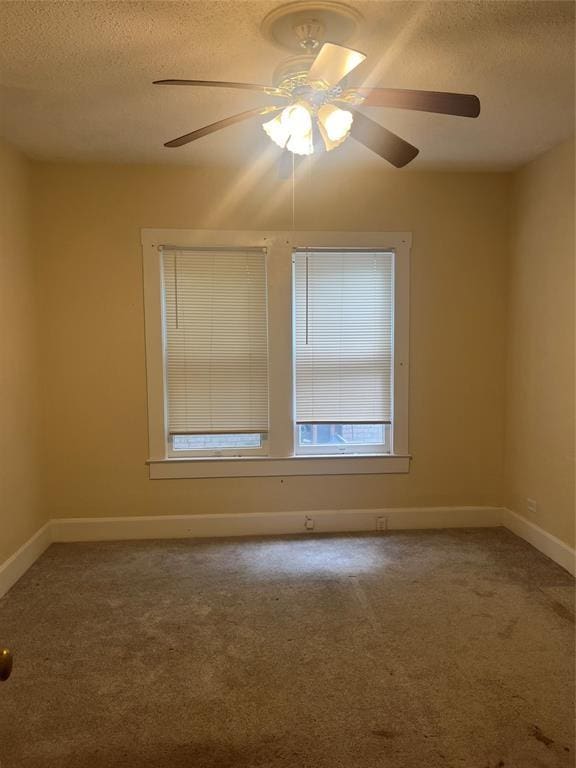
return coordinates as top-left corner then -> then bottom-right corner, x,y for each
0,1 -> 574,170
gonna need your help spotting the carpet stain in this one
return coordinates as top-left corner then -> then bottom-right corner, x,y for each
530,724 -> 554,748
472,589 -> 496,598
371,730 -> 398,739
498,615 -> 519,639
549,600 -> 575,624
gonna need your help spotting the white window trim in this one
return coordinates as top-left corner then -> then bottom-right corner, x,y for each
142,229 -> 411,478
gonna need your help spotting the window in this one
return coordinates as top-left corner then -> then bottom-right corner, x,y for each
142,230 -> 410,478
161,248 -> 269,457
293,250 -> 393,455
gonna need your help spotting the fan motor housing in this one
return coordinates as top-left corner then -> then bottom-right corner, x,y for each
272,54 -> 315,90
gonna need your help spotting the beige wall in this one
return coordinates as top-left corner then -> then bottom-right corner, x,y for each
505,138 -> 575,547
32,161 -> 511,520
0,140 -> 44,563
3,137 -> 574,562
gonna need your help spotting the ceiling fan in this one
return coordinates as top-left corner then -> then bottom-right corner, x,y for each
154,4 -> 480,170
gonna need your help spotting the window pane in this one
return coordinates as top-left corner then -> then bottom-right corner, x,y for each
298,424 -> 385,447
173,434 -> 261,451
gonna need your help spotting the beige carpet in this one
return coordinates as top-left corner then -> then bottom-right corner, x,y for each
0,528 -> 574,767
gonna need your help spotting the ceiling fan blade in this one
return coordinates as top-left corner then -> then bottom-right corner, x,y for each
164,106 -> 281,148
349,110 -> 419,168
345,88 -> 480,117
154,79 -> 288,97
306,43 -> 366,89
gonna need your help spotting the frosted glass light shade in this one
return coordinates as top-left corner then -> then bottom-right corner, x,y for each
262,103 -> 314,156
317,104 -> 353,151
262,114 -> 290,149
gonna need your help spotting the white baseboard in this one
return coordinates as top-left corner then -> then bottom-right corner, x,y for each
51,506 -> 503,543
502,508 -> 576,576
0,522 -> 52,599
3,506 -> 572,599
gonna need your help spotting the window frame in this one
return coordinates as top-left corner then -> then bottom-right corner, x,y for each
160,246 -> 271,459
291,247 -> 396,457
142,229 -> 411,478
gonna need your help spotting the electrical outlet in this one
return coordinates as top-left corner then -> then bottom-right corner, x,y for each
305,516 -> 315,531
376,516 -> 388,532
526,498 -> 538,515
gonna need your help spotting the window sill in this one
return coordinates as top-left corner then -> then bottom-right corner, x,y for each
147,454 -> 411,479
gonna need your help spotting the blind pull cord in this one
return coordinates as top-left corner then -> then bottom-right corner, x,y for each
173,254 -> 179,329
305,249 -> 310,346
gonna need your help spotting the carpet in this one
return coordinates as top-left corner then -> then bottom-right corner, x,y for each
0,528 -> 574,767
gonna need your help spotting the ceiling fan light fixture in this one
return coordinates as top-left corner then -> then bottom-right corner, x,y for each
263,102 -> 314,155
317,103 -> 353,150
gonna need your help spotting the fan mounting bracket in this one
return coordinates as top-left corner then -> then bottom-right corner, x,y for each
261,1 -> 363,52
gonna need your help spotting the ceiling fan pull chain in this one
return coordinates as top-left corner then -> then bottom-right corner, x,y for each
291,151 -> 296,231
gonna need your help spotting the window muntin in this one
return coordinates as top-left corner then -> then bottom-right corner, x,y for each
293,250 -> 394,455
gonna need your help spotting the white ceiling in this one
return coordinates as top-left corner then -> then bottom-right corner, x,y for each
0,1 -> 574,170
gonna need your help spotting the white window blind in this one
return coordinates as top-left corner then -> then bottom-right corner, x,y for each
162,248 -> 269,435
294,250 -> 393,424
